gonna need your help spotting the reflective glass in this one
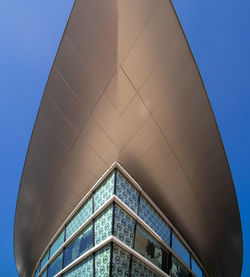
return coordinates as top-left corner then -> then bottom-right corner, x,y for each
172,233 -> 190,267
131,256 -> 162,277
64,224 -> 93,268
41,270 -> 47,277
40,251 -> 49,270
94,172 -> 114,211
116,171 -> 139,213
63,255 -> 93,277
66,197 -> 93,240
95,244 -> 111,277
50,230 -> 65,258
192,257 -> 202,277
171,257 -> 190,277
134,225 -> 170,274
139,196 -> 171,245
111,244 -> 130,277
95,205 -> 113,245
114,204 -> 136,248
47,253 -> 63,277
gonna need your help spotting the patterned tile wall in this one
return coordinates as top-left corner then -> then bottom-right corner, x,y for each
95,205 -> 113,245
172,233 -> 190,267
111,244 -> 130,277
95,244 -> 111,277
94,173 -> 115,212
63,255 -> 93,277
66,197 -> 93,240
139,196 -> 171,246
116,171 -> 139,213
50,230 -> 65,258
131,256 -> 162,277
114,204 -> 135,248
192,257 -> 203,277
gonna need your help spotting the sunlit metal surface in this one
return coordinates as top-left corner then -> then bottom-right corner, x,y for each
14,0 -> 242,276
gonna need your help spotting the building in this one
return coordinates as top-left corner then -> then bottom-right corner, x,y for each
14,1 -> 243,277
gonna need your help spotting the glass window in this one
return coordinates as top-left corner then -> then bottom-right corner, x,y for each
95,244 -> 111,277
191,257 -> 202,277
116,171 -> 139,213
171,257 -> 190,277
134,225 -> 170,274
114,204 -> 136,248
172,233 -> 190,267
41,270 -> 47,277
64,224 -> 93,268
139,196 -> 171,246
131,256 -> 162,277
50,230 -> 65,258
95,205 -> 113,245
47,253 -> 63,277
63,255 -> 93,277
94,172 -> 115,212
66,197 -> 93,240
40,251 -> 49,270
111,244 -> 130,277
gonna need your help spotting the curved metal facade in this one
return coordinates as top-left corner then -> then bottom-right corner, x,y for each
14,0 -> 242,277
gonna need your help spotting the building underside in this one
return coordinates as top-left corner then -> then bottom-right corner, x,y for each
14,1 -> 242,277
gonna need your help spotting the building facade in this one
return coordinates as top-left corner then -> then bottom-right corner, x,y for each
14,1 -> 242,277
33,164 -> 205,277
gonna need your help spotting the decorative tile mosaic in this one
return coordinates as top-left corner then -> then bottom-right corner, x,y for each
192,257 -> 202,277
139,196 -> 171,246
114,204 -> 135,248
63,255 -> 93,277
131,256 -> 162,277
50,230 -> 65,258
40,251 -> 49,270
66,197 -> 93,240
116,171 -> 139,213
95,244 -> 111,277
95,205 -> 113,245
111,244 -> 130,277
94,173 -> 115,212
47,253 -> 63,277
172,233 -> 190,267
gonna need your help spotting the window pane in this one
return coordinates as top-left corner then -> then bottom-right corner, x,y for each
66,197 -> 93,240
131,256 -> 162,277
191,257 -> 202,277
50,230 -> 65,258
47,253 -> 63,277
64,224 -> 93,268
41,270 -> 47,277
114,204 -> 135,248
95,244 -> 111,277
116,171 -> 139,213
95,205 -> 113,245
139,196 -> 171,246
94,172 -> 115,211
172,233 -> 190,267
134,225 -> 170,274
40,251 -> 49,270
111,244 -> 130,277
171,257 -> 190,277
63,255 -> 93,277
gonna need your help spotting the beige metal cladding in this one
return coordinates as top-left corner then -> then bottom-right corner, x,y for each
14,0 -> 242,277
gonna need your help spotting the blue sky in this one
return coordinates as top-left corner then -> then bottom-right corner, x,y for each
0,0 -> 249,276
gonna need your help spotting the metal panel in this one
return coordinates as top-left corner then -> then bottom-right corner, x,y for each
14,1 -> 242,277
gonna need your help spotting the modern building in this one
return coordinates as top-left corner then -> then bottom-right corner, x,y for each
14,1 -> 243,277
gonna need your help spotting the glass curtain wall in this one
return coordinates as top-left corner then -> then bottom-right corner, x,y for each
34,169 -> 205,277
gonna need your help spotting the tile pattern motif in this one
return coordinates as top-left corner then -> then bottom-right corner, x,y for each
63,256 -> 93,277
95,245 -> 111,277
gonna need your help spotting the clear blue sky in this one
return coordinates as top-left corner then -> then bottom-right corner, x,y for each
0,0 -> 249,276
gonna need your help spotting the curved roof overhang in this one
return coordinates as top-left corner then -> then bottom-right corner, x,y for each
14,0 -> 242,276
